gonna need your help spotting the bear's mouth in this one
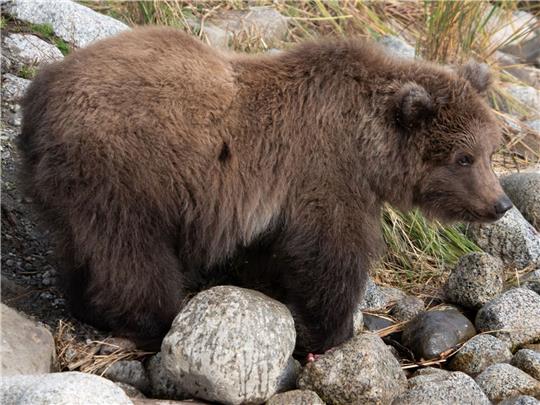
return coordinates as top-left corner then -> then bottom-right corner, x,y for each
464,209 -> 504,223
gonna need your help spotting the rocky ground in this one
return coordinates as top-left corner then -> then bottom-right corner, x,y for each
1,1 -> 540,404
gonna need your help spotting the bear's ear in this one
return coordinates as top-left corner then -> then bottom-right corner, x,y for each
395,82 -> 434,130
457,60 -> 492,95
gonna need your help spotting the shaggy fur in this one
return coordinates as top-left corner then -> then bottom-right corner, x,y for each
19,27 -> 510,355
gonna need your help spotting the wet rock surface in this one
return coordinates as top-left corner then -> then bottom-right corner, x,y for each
298,332 -> 407,404
475,363 -> 540,402
475,288 -> 540,349
401,308 -> 476,360
446,252 -> 504,309
161,286 -> 296,405
448,334 -> 513,375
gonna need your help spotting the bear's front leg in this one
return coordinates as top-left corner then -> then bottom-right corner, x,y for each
276,210 -> 374,357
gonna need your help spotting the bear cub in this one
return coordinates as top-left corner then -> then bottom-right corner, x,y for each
19,27 -> 511,355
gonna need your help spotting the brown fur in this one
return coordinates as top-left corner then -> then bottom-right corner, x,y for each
18,27 -> 510,355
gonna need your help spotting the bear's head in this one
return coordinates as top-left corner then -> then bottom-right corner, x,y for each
393,61 -> 512,223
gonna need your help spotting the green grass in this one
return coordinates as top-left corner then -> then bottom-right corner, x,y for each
17,65 -> 37,79
29,22 -> 55,38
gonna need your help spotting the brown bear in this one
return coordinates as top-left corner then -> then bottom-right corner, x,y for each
19,26 -> 512,355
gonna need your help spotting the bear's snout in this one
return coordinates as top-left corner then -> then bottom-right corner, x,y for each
493,195 -> 513,218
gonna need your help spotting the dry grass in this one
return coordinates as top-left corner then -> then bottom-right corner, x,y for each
54,320 -> 153,374
82,0 -> 539,295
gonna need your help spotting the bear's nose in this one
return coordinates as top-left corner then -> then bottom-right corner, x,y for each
494,195 -> 513,215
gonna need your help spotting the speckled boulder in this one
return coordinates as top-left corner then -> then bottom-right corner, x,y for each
3,33 -> 63,69
102,360 -> 150,395
0,372 -> 133,405
446,252 -> 504,309
390,296 -> 425,322
475,288 -> 540,349
501,172 -> 540,230
511,349 -> 540,380
448,334 -> 512,375
358,278 -> 406,310
161,286 -> 296,405
266,390 -> 324,405
475,363 -> 540,402
401,308 -> 476,360
146,353 -> 188,400
468,207 -> 540,269
393,371 -> 490,405
352,305 -> 364,334
298,332 -> 406,404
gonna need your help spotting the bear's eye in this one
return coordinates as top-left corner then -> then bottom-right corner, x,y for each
456,154 -> 474,166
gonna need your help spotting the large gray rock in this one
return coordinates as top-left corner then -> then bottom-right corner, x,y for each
378,35 -> 416,59
475,363 -> 540,402
0,304 -> 55,375
1,73 -> 31,103
468,207 -> 540,269
448,334 -> 513,375
3,0 -> 129,48
476,288 -> 540,349
161,286 -> 296,405
266,390 -> 324,405
446,252 -> 504,309
393,371 -> 490,405
102,360 -> 150,395
0,372 -> 133,405
297,332 -> 407,404
401,308 -> 476,360
511,349 -> 540,380
3,33 -> 63,69
502,172 -> 540,230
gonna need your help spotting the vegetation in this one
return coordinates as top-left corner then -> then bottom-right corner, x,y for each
82,0 -> 539,296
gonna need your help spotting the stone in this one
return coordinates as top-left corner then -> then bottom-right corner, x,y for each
363,313 -> 394,331
506,84 -> 540,111
500,396 -> 540,405
0,372 -> 133,405
390,296 -> 425,322
297,332 -> 407,404
4,33 -> 63,70
115,382 -> 146,399
131,400 -> 208,405
411,367 -> 450,378
276,357 -> 301,393
476,288 -> 540,349
446,252 -> 504,309
378,35 -> 416,59
522,270 -> 540,295
468,207 -> 540,269
489,10 -> 538,49
161,286 -> 296,405
266,390 -> 324,405
501,172 -> 540,230
358,278 -> 405,310
495,51 -> 539,87
512,349 -> 540,380
194,6 -> 288,49
102,360 -> 150,395
3,0 -> 129,48
401,308 -> 476,360
146,353 -> 188,400
501,30 -> 540,66
475,363 -> 540,402
0,304 -> 55,375
448,334 -> 512,375
393,371 -> 490,405
1,73 -> 31,103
